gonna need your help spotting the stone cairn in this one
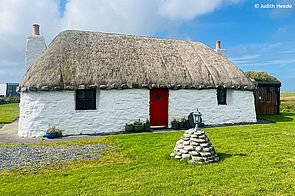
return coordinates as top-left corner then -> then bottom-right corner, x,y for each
170,127 -> 219,164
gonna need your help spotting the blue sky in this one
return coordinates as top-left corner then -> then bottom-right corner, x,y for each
0,0 -> 294,91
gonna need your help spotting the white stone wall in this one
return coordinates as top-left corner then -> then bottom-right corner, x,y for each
18,90 -> 149,137
19,89 -> 256,137
168,89 -> 256,125
25,36 -> 47,71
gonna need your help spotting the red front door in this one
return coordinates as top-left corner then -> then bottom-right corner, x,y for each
150,88 -> 169,128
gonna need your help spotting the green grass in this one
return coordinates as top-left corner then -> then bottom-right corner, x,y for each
1,113 -> 295,195
0,103 -> 19,124
281,92 -> 295,112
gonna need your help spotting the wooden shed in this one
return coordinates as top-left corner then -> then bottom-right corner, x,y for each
246,71 -> 281,115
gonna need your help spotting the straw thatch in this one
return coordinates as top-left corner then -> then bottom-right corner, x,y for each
19,30 -> 255,92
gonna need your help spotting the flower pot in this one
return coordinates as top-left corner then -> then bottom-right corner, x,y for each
171,121 -> 180,130
125,124 -> 134,132
179,122 -> 184,129
134,124 -> 144,132
144,123 -> 151,132
46,132 -> 58,139
183,120 -> 191,129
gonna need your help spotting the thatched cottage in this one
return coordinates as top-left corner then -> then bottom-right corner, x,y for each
18,25 -> 257,137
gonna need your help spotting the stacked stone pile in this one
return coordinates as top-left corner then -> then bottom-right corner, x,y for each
170,128 -> 219,164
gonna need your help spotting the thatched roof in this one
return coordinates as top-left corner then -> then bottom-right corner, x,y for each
246,71 -> 280,83
19,30 -> 255,92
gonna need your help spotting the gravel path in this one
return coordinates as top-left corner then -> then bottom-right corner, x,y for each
0,144 -> 109,171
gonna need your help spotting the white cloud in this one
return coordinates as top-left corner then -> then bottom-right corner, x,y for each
158,0 -> 242,20
0,0 -> 243,83
229,41 -> 295,67
0,0 -> 62,83
62,0 -> 164,35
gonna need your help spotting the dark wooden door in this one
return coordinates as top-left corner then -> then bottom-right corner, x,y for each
255,86 -> 278,114
150,88 -> 169,128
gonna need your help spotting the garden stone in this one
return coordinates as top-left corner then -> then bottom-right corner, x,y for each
171,128 -> 219,164
200,152 -> 212,157
183,146 -> 194,151
200,143 -> 209,147
182,154 -> 190,159
176,141 -> 183,145
170,153 -> 175,157
183,134 -> 191,138
191,156 -> 203,162
179,149 -> 188,154
195,130 -> 204,135
182,137 -> 190,141
190,151 -> 200,156
190,138 -> 198,142
203,147 -> 212,152
195,146 -> 202,151
196,139 -> 206,143
176,145 -> 184,149
190,134 -> 198,138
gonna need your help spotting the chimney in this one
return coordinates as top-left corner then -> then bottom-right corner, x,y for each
216,40 -> 221,49
25,24 -> 47,71
32,24 -> 40,36
214,40 -> 227,59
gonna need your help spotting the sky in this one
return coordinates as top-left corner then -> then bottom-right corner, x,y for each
0,0 -> 294,91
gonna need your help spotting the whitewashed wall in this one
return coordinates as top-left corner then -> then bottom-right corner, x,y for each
18,89 -> 149,137
168,89 -> 256,125
19,89 -> 256,137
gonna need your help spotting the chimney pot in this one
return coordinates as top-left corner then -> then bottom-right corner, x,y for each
216,40 -> 221,49
32,24 -> 40,36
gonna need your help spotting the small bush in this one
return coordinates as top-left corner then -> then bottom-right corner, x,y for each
0,96 -> 20,104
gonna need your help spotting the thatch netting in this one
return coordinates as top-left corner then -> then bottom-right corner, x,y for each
19,30 -> 255,91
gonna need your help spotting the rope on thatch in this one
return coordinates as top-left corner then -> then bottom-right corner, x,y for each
19,30 -> 255,92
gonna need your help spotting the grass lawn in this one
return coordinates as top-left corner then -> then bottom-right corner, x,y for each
281,92 -> 295,112
0,103 -> 19,124
1,113 -> 295,195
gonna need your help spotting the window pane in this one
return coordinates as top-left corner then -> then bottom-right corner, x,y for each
77,91 -> 85,98
217,89 -> 226,105
85,90 -> 94,98
76,89 -> 96,110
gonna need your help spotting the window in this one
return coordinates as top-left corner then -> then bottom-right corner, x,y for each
217,88 -> 227,105
76,89 -> 96,110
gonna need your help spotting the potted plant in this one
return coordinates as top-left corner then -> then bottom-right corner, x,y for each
171,118 -> 180,129
45,126 -> 62,139
144,119 -> 151,132
125,123 -> 134,132
179,117 -> 186,129
133,119 -> 144,132
183,118 -> 191,129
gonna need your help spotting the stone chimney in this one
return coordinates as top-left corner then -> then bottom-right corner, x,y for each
25,24 -> 47,71
32,24 -> 40,35
216,40 -> 221,50
214,40 -> 227,59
